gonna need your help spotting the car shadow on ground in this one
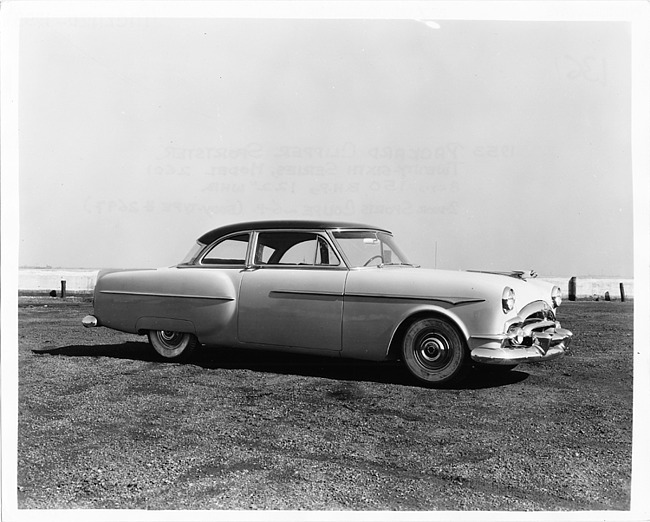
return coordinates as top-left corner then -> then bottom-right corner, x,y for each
31,342 -> 529,390
32,341 -> 160,362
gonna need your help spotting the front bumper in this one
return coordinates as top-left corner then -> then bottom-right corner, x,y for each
469,317 -> 573,365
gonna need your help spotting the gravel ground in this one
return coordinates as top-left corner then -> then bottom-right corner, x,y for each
16,298 -> 633,511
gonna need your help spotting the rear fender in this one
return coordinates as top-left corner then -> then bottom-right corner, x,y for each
93,267 -> 240,342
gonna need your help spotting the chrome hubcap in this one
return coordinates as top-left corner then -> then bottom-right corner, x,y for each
415,333 -> 451,370
158,330 -> 183,348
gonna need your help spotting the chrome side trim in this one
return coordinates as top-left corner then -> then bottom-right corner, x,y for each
270,290 -> 344,297
99,290 -> 234,301
344,293 -> 485,306
467,269 -> 527,279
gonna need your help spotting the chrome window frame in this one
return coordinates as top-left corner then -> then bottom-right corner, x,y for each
187,227 -> 395,270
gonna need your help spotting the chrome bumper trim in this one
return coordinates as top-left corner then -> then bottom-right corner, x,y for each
82,315 -> 99,328
471,343 -> 567,365
470,327 -> 573,365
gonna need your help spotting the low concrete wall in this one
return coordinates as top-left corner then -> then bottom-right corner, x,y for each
539,277 -> 634,300
19,269 -> 99,294
17,269 -> 634,300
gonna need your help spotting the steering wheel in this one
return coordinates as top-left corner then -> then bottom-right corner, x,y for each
363,255 -> 384,267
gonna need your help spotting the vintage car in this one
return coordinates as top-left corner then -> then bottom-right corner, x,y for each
82,220 -> 572,385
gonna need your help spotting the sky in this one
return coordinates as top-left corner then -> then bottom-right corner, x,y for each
13,9 -> 636,277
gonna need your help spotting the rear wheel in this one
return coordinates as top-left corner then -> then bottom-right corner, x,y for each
148,330 -> 197,361
402,318 -> 469,385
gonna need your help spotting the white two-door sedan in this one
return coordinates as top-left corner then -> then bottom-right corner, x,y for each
83,220 -> 572,385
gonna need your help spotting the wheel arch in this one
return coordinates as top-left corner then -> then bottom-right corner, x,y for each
386,307 -> 470,360
135,317 -> 197,336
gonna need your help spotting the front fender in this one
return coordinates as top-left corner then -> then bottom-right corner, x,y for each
341,298 -> 475,361
389,303 -> 471,342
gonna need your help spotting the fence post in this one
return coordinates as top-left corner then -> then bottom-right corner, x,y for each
620,283 -> 626,302
568,277 -> 577,301
60,280 -> 66,299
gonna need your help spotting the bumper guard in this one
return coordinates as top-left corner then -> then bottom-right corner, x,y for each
470,325 -> 573,365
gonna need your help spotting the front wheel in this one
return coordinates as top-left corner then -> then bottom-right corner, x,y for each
148,330 -> 197,361
401,318 -> 469,385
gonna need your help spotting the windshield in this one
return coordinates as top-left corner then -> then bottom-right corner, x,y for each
332,230 -> 411,268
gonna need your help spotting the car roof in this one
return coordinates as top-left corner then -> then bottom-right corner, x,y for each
197,220 -> 390,245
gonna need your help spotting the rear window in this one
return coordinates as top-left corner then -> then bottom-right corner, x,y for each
200,233 -> 250,265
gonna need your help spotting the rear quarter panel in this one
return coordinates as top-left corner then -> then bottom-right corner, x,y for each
94,267 -> 242,344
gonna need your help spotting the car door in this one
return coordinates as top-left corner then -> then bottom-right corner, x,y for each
238,230 -> 347,351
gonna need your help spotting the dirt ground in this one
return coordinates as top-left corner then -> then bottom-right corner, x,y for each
16,297 -> 633,511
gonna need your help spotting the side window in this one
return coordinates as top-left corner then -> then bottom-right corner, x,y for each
254,232 -> 340,266
281,238 -> 317,264
201,233 -> 250,265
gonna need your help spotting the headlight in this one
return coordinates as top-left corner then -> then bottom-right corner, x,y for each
502,286 -> 515,313
552,286 -> 562,308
